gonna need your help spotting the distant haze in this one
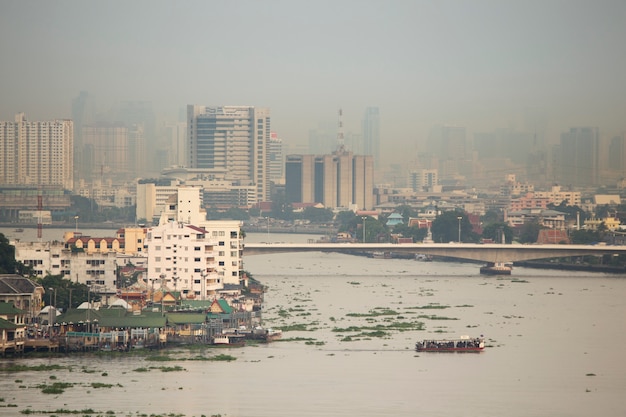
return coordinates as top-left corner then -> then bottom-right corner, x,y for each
2,0 -> 626,167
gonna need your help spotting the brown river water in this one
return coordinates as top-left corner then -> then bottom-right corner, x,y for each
1,232 -> 625,416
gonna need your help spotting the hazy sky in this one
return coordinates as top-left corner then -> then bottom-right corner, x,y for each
2,1 -> 626,164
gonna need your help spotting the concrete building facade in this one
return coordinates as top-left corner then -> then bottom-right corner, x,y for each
187,105 -> 271,203
0,113 -> 73,190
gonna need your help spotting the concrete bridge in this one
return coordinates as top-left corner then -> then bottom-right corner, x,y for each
243,242 -> 626,265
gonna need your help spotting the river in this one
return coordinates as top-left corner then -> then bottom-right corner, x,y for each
0,231 -> 625,416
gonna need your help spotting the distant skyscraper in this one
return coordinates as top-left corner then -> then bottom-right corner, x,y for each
82,123 -> 144,182
187,105 -> 271,202
0,113 -> 73,189
362,107 -> 380,168
71,91 -> 96,180
427,125 -> 467,179
268,132 -> 284,182
558,127 -> 599,187
162,121 -> 187,168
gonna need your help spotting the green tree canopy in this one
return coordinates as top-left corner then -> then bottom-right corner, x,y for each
431,211 -> 476,243
481,222 -> 514,243
38,274 -> 100,311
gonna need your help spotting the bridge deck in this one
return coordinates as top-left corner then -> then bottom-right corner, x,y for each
243,243 -> 626,264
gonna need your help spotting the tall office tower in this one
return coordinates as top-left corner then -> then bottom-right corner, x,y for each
161,121 -> 187,168
71,91 -> 96,181
83,123 -> 141,182
0,113 -> 73,189
268,132 -> 284,182
362,107 -> 380,168
187,105 -> 271,202
286,151 -> 374,210
127,124 -> 146,178
285,154 -> 316,204
607,134 -> 626,181
558,127 -> 599,187
335,148 -> 353,208
352,154 -> 374,210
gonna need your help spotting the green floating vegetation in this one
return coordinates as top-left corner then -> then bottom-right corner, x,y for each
416,314 -> 459,320
277,323 -> 309,332
0,364 -> 66,373
207,354 -> 237,362
405,304 -> 450,310
333,321 -> 425,334
280,337 -> 316,342
20,408 -> 99,415
90,382 -> 115,389
155,366 -> 185,372
38,382 -> 74,394
145,355 -> 175,362
346,308 -> 398,317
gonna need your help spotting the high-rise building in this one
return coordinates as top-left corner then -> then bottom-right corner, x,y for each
0,113 -> 73,189
71,91 -> 96,180
268,132 -> 284,182
286,149 -> 374,210
187,105 -> 271,202
362,107 -> 380,168
82,122 -> 144,182
557,127 -> 599,187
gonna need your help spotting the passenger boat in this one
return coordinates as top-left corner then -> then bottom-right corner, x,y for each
211,334 -> 246,347
415,335 -> 485,352
479,262 -> 512,275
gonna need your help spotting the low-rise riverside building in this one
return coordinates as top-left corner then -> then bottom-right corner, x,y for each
0,302 -> 27,356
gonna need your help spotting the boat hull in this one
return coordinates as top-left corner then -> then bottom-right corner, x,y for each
415,347 -> 484,352
416,337 -> 485,352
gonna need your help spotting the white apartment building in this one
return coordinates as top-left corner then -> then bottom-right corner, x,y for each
145,221 -> 242,299
136,179 -> 184,224
149,186 -> 244,293
0,113 -> 73,189
13,240 -> 118,292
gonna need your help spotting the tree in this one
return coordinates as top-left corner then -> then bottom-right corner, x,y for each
431,211 -> 476,243
299,207 -> 334,223
481,222 -> 514,243
361,216 -> 389,242
0,233 -> 18,274
518,220 -> 542,244
392,224 -> 427,243
38,274 -> 100,311
335,210 -> 357,228
570,229 -> 602,244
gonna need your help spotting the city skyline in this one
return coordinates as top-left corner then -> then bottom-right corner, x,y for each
2,1 -> 626,170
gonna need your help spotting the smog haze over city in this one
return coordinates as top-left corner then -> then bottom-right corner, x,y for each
1,0 -> 626,169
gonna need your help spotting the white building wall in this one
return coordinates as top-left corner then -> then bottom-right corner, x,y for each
144,221 -> 222,299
